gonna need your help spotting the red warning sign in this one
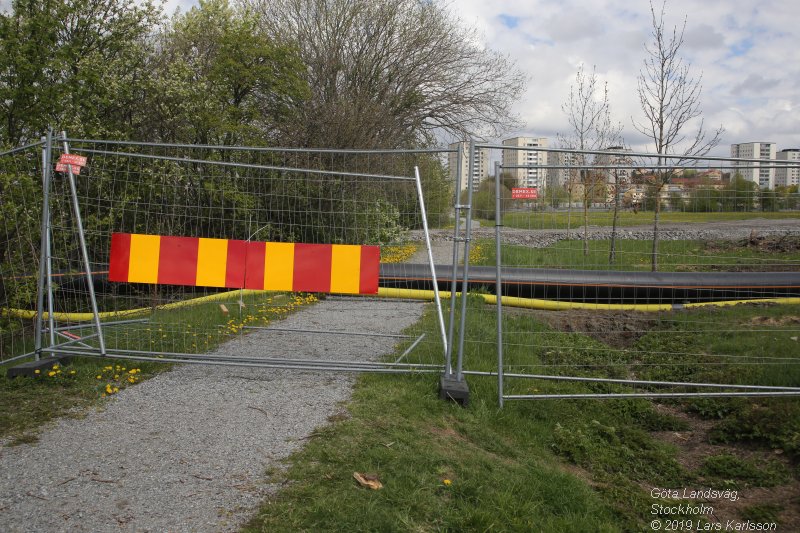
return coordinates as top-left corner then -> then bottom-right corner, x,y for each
58,154 -> 88,167
511,187 -> 538,199
55,163 -> 81,175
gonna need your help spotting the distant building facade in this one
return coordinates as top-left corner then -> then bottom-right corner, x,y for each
547,151 -> 579,189
501,137 -> 549,189
775,149 -> 800,188
448,142 -> 490,192
730,142 -> 776,189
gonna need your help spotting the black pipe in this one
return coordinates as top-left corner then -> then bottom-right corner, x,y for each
379,264 -> 800,303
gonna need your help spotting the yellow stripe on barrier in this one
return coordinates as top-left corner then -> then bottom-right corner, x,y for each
330,244 -> 361,294
264,242 -> 294,291
196,238 -> 228,287
128,234 -> 160,283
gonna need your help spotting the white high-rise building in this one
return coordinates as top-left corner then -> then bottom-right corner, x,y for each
595,146 -> 634,184
730,142 -> 776,189
448,142 -> 490,192
547,151 -> 579,189
775,149 -> 800,188
501,137 -> 548,189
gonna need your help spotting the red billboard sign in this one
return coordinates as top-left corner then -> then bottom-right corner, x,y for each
511,187 -> 538,199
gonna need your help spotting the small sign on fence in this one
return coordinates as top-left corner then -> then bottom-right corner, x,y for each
55,163 -> 81,175
511,187 -> 538,199
58,154 -> 88,167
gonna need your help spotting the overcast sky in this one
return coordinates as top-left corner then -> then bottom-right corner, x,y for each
5,0 -> 798,155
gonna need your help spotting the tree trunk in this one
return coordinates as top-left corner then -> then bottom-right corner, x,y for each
609,186 -> 620,265
583,196 -> 589,256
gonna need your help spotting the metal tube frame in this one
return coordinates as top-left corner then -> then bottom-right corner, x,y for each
414,166 -> 448,355
74,148 -> 415,182
60,132 -> 106,355
494,161 -> 504,408
454,141 -> 476,381
33,132 -> 53,360
444,142 -> 464,376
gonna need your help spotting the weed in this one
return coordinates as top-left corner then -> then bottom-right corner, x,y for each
699,454 -> 790,488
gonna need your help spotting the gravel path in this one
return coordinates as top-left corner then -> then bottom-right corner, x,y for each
0,298 -> 424,532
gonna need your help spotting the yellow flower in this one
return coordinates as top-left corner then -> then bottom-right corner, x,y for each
443,479 -> 452,486
69,370 -> 76,375
48,371 -> 56,377
105,384 -> 113,394
34,369 -> 40,374
113,387 -> 119,393
52,364 -> 59,370
96,375 -> 102,380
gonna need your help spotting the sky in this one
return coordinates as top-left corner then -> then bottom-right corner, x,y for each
4,0 -> 798,155
162,0 -> 799,156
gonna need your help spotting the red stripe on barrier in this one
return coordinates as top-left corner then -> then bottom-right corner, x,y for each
293,243 -> 332,293
244,241 -> 266,290
225,239 -> 248,288
158,236 -> 199,286
108,233 -> 131,282
359,246 -> 380,294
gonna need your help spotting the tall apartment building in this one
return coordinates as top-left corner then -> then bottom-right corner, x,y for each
547,151 -> 579,189
448,142 -> 490,192
595,146 -> 634,184
775,149 -> 800,188
501,137 -> 548,188
730,142 -> 776,189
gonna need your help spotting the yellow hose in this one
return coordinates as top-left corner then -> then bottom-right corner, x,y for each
376,288 -> 800,312
1,289 -> 269,322
3,288 -> 799,322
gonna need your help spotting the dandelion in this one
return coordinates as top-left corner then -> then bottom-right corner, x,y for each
443,479 -> 452,486
69,370 -> 76,375
52,364 -> 59,370
34,369 -> 40,375
48,371 -> 56,377
96,375 -> 102,379
105,384 -> 113,394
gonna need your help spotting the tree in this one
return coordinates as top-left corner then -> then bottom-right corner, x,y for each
0,0 -> 162,146
632,0 -> 723,271
559,64 -> 622,256
245,0 -> 526,148
152,0 -> 309,146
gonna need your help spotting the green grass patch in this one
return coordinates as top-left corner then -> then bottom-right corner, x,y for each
473,238 -> 800,272
495,210 -> 800,230
245,299 -> 800,531
698,454 -> 790,488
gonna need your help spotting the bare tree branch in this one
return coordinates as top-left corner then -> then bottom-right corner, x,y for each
241,0 -> 527,148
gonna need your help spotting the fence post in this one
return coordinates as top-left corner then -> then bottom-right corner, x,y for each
444,143 -> 463,376
495,161 -> 505,408
33,132 -> 54,361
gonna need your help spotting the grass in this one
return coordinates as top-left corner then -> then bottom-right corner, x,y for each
0,291 -> 317,444
244,300 -> 800,531
494,209 -> 800,230
472,238 -> 800,272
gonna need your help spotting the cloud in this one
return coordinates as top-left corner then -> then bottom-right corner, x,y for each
451,0 -> 800,154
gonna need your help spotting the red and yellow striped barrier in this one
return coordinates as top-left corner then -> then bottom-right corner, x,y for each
108,233 -> 379,294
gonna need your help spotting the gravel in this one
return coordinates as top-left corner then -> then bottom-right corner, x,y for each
0,297 -> 424,532
409,218 -> 800,259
